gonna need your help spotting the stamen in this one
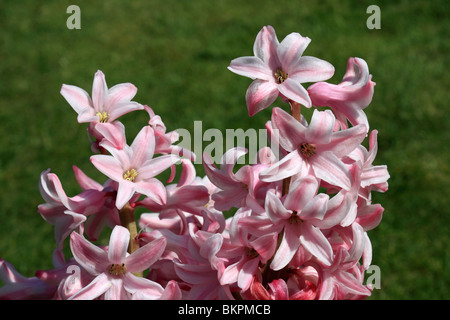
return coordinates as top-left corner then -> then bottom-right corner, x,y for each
109,263 -> 127,276
246,247 -> 259,258
275,69 -> 288,84
96,111 -> 109,123
299,143 -> 316,158
123,169 -> 138,182
289,211 -> 302,224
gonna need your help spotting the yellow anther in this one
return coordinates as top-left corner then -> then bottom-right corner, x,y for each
123,169 -> 138,182
96,111 -> 109,123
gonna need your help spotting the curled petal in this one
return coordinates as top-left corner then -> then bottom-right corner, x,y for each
60,84 -> 92,116
108,226 -> 130,264
245,80 -> 279,116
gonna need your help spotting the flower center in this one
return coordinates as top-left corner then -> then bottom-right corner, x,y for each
246,247 -> 259,258
96,111 -> 109,123
123,169 -> 138,182
299,143 -> 316,158
289,211 -> 302,224
275,69 -> 288,84
109,263 -> 127,277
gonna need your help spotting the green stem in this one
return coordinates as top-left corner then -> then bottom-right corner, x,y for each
118,203 -> 140,254
118,203 -> 142,277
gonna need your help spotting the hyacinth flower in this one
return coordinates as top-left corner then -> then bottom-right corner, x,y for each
60,70 -> 144,150
90,125 -> 180,209
38,169 -> 106,264
260,107 -> 368,190
308,57 -> 376,130
264,176 -> 332,270
144,105 -> 196,162
71,165 -> 121,241
69,225 -> 180,300
228,25 -> 335,116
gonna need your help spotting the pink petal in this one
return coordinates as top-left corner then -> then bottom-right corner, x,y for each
306,109 -> 335,145
250,232 -> 278,263
135,179 -> 167,207
270,226 -> 300,271
105,83 -> 137,109
228,56 -> 273,80
311,151 -> 352,190
259,150 -> 304,182
126,237 -> 166,273
284,175 -> 319,212
177,158 -> 197,187
290,56 -> 335,83
299,193 -> 329,221
245,79 -> 279,116
60,84 -> 93,115
315,191 -> 352,229
108,226 -> 130,264
355,204 -> 384,231
238,258 -> 260,291
202,152 -> 236,189
253,25 -> 280,69
116,180 -> 136,209
69,273 -> 111,300
300,223 -> 333,266
94,121 -> 126,150
108,101 -> 144,122
91,70 -> 108,112
268,279 -> 289,300
159,280 -> 182,300
323,124 -> 368,158
130,126 -> 155,168
124,273 -> 164,299
70,232 -> 109,275
138,154 -> 180,180
278,78 -> 311,108
271,107 -> 307,151
72,165 -> 103,191
277,32 -> 311,72
361,165 -> 390,187
265,190 -> 291,221
90,154 -> 125,181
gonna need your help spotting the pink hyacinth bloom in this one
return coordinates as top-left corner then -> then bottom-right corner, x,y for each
220,208 -> 278,291
260,107 -> 367,190
72,165 -> 121,241
60,70 -> 144,149
308,57 -> 375,130
228,25 -> 334,116
60,70 -> 144,124
38,169 -> 105,258
265,175 -> 332,270
345,130 -> 390,198
69,226 -> 179,300
144,105 -> 196,162
90,125 -> 180,209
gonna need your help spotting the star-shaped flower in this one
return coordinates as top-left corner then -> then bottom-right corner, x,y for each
228,25 -> 335,116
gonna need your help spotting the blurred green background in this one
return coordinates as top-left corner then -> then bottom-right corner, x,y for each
0,0 -> 448,299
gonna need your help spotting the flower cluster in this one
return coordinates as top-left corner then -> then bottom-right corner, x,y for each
0,26 -> 389,300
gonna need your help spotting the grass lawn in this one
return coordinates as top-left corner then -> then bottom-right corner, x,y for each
0,0 -> 448,299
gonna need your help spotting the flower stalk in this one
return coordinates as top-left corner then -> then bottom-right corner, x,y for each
118,202 -> 140,254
